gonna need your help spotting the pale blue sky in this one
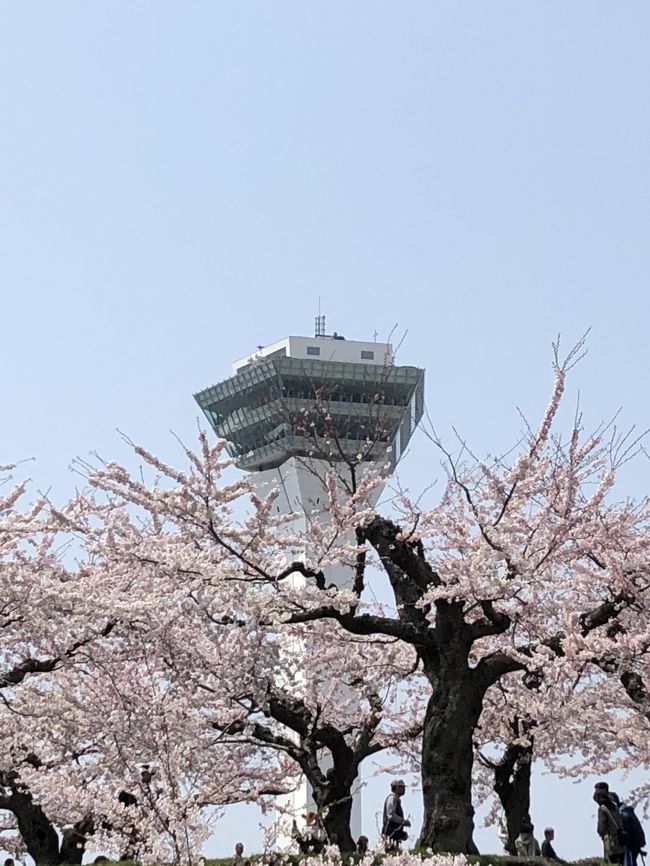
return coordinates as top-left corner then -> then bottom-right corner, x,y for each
2,2 -> 649,859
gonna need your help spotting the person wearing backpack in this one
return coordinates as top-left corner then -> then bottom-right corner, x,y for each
382,779 -> 411,851
620,802 -> 647,866
594,782 -> 625,864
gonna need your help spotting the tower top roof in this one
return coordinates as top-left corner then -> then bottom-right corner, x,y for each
232,334 -> 393,374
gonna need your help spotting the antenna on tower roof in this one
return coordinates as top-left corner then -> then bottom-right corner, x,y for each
315,298 -> 326,338
314,314 -> 326,337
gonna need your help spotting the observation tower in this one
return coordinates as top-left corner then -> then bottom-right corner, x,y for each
194,318 -> 424,844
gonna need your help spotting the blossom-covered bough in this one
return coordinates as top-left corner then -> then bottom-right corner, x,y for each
0,467 -> 119,864
59,436 -> 429,855
0,464 -> 248,865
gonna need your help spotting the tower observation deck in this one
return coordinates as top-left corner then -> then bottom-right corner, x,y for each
194,333 -> 425,472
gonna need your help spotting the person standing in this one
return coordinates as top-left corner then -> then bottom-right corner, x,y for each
382,779 -> 411,851
594,782 -> 625,864
620,802 -> 647,866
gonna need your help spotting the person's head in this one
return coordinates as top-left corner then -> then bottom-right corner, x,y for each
357,835 -> 369,853
520,819 -> 534,834
594,782 -> 610,805
545,828 -> 555,841
235,843 -> 244,857
391,779 -> 406,796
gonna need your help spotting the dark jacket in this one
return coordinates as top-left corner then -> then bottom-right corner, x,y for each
597,799 -> 624,859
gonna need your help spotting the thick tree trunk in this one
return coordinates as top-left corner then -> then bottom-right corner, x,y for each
60,829 -> 85,864
417,670 -> 482,854
7,790 -> 62,865
493,737 -> 533,854
60,815 -> 94,864
321,795 -> 355,853
0,785 -> 94,865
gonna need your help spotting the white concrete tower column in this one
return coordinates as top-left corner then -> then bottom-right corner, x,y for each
194,326 -> 424,850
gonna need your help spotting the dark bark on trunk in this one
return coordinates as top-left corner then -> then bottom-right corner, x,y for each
60,815 -> 95,864
320,794 -> 355,853
417,663 -> 483,854
308,754 -> 359,853
6,790 -> 62,865
262,688 -> 376,854
0,776 -> 95,865
493,737 -> 534,854
60,828 -> 85,864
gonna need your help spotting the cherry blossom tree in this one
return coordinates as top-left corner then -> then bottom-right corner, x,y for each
57,439 -> 427,854
0,468 -> 116,864
14,640 -> 236,865
0,468 -> 223,865
472,662 -> 589,853
180,619 -> 424,851
279,342 -> 650,851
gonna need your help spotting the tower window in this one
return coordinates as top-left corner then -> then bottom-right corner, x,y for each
306,346 -> 321,356
361,350 -> 374,360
